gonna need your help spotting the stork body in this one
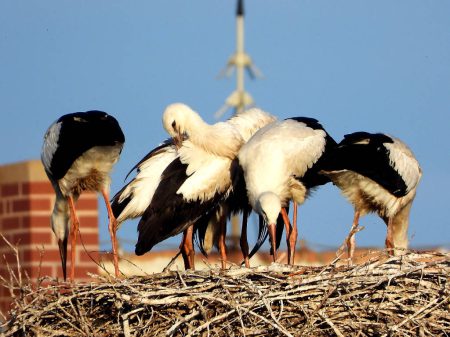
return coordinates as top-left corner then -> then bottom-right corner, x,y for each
320,132 -> 421,258
41,111 -> 125,280
238,117 -> 336,264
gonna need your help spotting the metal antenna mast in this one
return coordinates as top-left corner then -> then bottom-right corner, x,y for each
215,0 -> 263,118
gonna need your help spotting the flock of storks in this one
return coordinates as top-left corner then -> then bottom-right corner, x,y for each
41,104 -> 422,280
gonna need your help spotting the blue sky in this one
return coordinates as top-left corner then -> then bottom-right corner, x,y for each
1,1 -> 449,253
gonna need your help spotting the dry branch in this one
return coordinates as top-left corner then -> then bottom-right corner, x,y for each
1,250 -> 449,337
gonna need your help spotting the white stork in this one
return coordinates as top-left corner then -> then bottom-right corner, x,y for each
41,111 -> 125,280
238,117 -> 336,264
130,103 -> 276,268
160,102 -> 243,269
319,132 -> 422,258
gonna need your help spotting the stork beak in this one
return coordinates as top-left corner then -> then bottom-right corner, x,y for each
58,237 -> 68,281
268,223 -> 277,262
173,133 -> 183,149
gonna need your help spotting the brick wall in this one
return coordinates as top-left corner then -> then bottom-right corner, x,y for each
0,160 -> 100,316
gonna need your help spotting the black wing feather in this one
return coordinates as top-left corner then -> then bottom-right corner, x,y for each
135,158 -> 225,255
124,138 -> 174,181
48,111 -> 124,180
321,132 -> 408,197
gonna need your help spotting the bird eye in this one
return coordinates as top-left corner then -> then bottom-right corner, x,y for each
171,121 -> 176,129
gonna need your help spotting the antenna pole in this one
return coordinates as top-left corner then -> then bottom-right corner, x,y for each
215,0 -> 262,118
236,0 -> 245,113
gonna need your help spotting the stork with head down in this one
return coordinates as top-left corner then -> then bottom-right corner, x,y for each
238,117 -> 336,264
41,110 -> 125,280
319,132 -> 422,259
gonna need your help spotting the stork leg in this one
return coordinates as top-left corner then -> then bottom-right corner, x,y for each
281,207 -> 294,265
180,225 -> 195,270
218,212 -> 228,269
346,210 -> 360,265
240,209 -> 250,268
385,217 -> 394,256
101,189 -> 120,278
290,202 -> 298,265
67,196 -> 80,281
179,230 -> 190,270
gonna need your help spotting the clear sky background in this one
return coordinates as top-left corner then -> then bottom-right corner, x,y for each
1,1 -> 449,253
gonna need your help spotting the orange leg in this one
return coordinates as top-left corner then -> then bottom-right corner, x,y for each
281,207 -> 293,264
186,226 -> 195,268
180,225 -> 195,270
67,196 -> 80,281
179,230 -> 190,269
240,209 -> 250,268
346,210 -> 360,264
385,217 -> 394,255
102,189 -> 120,278
218,213 -> 228,270
290,202 -> 298,265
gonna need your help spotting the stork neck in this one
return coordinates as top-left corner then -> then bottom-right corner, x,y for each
187,120 -> 242,159
187,115 -> 210,140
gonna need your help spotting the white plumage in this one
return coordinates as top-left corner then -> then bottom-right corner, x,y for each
384,138 -> 421,194
239,119 -> 326,209
238,117 -> 335,264
176,144 -> 233,202
163,103 -> 244,159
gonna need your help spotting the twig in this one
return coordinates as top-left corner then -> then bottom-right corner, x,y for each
185,309 -> 236,337
318,311 -> 345,337
166,309 -> 201,336
163,250 -> 182,272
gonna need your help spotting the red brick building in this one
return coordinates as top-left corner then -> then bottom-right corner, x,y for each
0,160 -> 100,315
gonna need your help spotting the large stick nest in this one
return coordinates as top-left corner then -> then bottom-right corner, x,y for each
1,251 -> 449,337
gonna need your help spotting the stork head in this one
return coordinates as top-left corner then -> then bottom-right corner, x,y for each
256,191 -> 282,227
162,103 -> 200,148
50,197 -> 69,280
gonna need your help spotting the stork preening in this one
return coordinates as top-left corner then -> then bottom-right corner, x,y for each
41,111 -> 125,280
122,103 -> 276,269
319,132 -> 422,259
238,117 -> 336,264
160,102 -> 245,269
